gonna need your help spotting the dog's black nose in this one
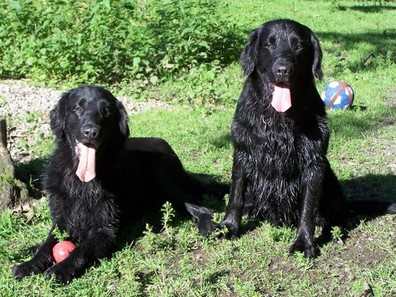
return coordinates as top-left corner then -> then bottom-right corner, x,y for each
81,125 -> 99,139
273,61 -> 293,82
276,65 -> 289,76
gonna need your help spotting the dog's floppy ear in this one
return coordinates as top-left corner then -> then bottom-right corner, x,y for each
310,31 -> 323,80
240,28 -> 260,76
50,92 -> 68,139
116,100 -> 130,138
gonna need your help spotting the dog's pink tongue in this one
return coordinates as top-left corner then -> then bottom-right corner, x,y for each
271,85 -> 292,112
75,142 -> 96,182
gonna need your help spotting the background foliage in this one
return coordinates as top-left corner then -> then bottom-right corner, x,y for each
0,0 -> 242,84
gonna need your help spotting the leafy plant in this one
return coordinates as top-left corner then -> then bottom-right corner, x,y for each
160,201 -> 175,235
0,0 -> 242,84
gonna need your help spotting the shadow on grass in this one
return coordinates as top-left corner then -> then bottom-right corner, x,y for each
206,270 -> 230,284
337,4 -> 396,13
329,109 -> 396,139
316,173 -> 396,247
14,157 -> 48,198
316,30 -> 396,73
211,133 -> 232,149
343,173 -> 396,204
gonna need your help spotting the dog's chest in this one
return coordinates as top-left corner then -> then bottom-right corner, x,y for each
238,112 -> 325,172
50,178 -> 119,241
233,115 -> 322,224
245,117 -> 300,174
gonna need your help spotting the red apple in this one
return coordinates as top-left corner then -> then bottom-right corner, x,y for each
52,240 -> 76,263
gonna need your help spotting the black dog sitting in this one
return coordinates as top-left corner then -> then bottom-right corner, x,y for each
12,86 -> 224,283
186,19 -> 396,257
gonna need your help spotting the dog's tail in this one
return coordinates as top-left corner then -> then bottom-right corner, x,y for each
182,173 -> 227,234
184,203 -> 217,236
347,200 -> 396,216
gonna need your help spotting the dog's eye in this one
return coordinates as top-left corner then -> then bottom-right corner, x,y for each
264,36 -> 277,49
99,102 -> 111,118
101,106 -> 110,118
73,98 -> 86,115
290,37 -> 303,51
73,104 -> 83,114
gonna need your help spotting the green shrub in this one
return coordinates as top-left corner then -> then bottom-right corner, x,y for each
0,0 -> 242,84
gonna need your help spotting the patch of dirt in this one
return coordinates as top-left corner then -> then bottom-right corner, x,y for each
267,255 -> 299,275
192,247 -> 208,265
334,228 -> 389,267
309,215 -> 395,296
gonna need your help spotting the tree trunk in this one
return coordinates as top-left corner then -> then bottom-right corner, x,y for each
0,118 -> 29,211
0,118 -> 6,148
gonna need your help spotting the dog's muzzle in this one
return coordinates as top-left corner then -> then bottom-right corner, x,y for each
272,59 -> 294,83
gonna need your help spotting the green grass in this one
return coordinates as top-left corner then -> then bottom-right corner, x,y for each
1,0 -> 396,296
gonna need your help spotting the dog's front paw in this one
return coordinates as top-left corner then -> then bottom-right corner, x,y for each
289,238 -> 318,258
12,260 -> 45,279
218,218 -> 240,239
44,262 -> 76,284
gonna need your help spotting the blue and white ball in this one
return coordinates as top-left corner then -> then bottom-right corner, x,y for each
321,81 -> 354,110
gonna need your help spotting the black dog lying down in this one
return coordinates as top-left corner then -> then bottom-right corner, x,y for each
186,19 -> 396,257
12,86 -> 225,283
